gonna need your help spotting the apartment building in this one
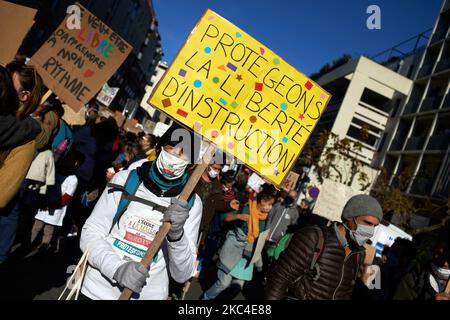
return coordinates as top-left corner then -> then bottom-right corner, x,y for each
379,0 -> 450,202
310,56 -> 413,191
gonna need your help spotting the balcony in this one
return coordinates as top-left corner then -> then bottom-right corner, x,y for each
430,28 -> 448,44
417,64 -> 434,78
427,134 -> 450,151
390,137 -> 406,151
405,136 -> 427,151
420,96 -> 443,112
435,57 -> 450,73
410,177 -> 434,195
443,95 -> 450,109
444,1 -> 450,13
403,100 -> 420,114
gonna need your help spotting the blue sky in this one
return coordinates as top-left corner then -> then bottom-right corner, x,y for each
153,0 -> 441,76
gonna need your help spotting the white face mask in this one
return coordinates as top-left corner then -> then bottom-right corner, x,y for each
437,267 -> 450,277
345,218 -> 375,246
156,149 -> 190,180
208,167 -> 220,179
432,264 -> 450,278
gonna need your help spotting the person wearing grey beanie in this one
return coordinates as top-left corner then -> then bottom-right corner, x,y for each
340,195 -> 383,247
265,194 -> 383,300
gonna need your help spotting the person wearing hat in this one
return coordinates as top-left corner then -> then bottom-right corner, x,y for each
265,194 -> 383,300
78,124 -> 203,300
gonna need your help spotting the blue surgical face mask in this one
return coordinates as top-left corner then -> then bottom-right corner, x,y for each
345,218 -> 375,246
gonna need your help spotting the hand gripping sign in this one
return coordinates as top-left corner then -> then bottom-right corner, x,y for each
119,9 -> 331,300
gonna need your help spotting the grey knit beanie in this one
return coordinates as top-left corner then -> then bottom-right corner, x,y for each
342,195 -> 383,221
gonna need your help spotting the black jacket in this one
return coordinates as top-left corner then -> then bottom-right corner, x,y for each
393,264 -> 441,300
0,114 -> 41,149
265,225 -> 365,300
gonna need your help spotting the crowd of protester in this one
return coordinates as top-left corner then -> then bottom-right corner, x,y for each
0,58 -> 448,301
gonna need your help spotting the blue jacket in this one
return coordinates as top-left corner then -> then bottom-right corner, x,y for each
73,126 -> 97,183
217,206 -> 266,274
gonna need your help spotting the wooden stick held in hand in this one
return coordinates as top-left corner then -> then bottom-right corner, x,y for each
445,278 -> 450,294
40,89 -> 53,105
118,143 -> 216,300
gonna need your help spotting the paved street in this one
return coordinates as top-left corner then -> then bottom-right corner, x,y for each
0,237 -> 258,300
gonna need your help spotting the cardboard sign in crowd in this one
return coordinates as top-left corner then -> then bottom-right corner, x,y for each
97,83 -> 119,107
0,0 -> 36,66
149,9 -> 330,186
31,2 -> 132,111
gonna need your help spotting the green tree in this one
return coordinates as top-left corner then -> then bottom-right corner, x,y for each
310,54 -> 353,81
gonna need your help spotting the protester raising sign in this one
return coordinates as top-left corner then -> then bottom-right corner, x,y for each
149,9 -> 331,186
31,2 -> 132,111
0,0 -> 37,66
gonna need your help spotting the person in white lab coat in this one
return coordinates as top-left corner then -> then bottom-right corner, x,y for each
79,124 -> 203,300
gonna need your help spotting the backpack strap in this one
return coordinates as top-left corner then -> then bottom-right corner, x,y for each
108,169 -> 143,233
355,249 -> 366,279
309,226 -> 325,281
292,226 -> 325,285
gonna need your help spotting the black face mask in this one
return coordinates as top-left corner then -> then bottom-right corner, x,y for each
284,197 -> 294,206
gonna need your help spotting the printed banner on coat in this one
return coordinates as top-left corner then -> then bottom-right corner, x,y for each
0,1 -> 37,66
31,2 -> 132,111
149,9 -> 331,186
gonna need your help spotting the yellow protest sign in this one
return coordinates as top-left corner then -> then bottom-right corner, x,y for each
149,9 -> 331,186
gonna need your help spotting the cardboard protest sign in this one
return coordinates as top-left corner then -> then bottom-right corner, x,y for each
247,173 -> 266,192
62,104 -> 86,126
124,119 -> 143,134
114,111 -> 126,128
313,179 -> 364,222
249,229 -> 270,265
97,83 -> 119,107
153,122 -> 171,137
363,244 -> 377,265
281,171 -> 300,192
30,2 -> 132,112
0,1 -> 37,66
149,9 -> 331,186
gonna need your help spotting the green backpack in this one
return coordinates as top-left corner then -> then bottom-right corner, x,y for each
267,233 -> 294,260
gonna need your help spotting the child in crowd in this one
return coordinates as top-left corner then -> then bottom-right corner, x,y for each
28,151 -> 84,255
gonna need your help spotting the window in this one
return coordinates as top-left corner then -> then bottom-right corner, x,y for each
347,125 -> 380,148
407,64 -> 415,78
360,88 -> 390,111
351,117 -> 383,135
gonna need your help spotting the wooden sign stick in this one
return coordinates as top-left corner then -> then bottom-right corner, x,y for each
40,89 -> 53,105
445,277 -> 450,294
118,142 -> 216,300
